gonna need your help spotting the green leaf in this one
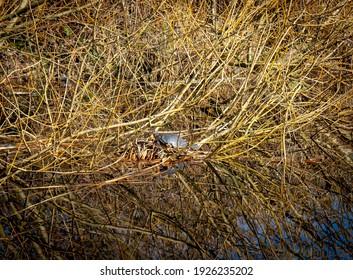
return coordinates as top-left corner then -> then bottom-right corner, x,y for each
64,27 -> 72,37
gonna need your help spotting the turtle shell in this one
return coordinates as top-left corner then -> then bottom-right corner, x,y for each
153,131 -> 188,148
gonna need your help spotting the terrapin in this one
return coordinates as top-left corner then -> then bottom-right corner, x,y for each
152,131 -> 188,148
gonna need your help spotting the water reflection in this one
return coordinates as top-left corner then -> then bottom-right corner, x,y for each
0,149 -> 352,259
162,162 -> 185,175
